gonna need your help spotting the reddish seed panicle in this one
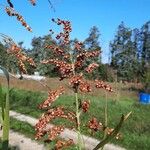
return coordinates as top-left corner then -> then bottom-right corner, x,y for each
35,107 -> 65,132
47,125 -> 64,141
55,139 -> 74,150
105,127 -> 122,139
74,41 -> 83,51
85,63 -> 99,73
7,43 -> 36,74
88,118 -> 103,132
38,87 -> 65,109
79,81 -> 92,93
42,59 -> 73,80
5,7 -> 32,32
51,18 -> 72,45
95,80 -> 113,92
45,45 -> 64,55
81,100 -> 90,112
69,74 -> 83,88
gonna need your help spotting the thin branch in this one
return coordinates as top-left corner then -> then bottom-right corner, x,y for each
47,0 -> 55,12
7,0 -> 13,8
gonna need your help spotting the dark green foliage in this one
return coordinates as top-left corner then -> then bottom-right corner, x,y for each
110,21 -> 150,83
29,35 -> 60,76
85,63 -> 114,81
84,26 -> 101,63
0,43 -> 18,74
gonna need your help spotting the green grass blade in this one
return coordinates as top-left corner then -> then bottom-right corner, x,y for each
0,66 -> 10,150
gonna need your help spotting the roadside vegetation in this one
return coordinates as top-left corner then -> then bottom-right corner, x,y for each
7,87 -> 150,150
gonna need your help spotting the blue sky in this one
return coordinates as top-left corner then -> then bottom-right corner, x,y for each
0,0 -> 150,63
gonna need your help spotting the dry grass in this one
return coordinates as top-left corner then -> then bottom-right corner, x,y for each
0,76 -> 142,101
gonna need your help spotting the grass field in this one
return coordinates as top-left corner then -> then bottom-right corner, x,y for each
8,87 -> 150,150
0,76 -> 142,100
0,76 -> 149,150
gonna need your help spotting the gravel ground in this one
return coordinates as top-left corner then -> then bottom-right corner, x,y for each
0,130 -> 45,150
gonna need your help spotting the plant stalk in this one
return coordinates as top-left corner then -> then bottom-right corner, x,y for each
75,92 -> 82,150
101,91 -> 108,150
70,52 -> 82,150
0,66 -> 10,150
2,87 -> 9,150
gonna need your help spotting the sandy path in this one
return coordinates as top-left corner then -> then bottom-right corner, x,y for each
0,130 -> 45,150
10,110 -> 126,150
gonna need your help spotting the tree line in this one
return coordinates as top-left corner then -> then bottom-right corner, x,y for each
0,21 -> 150,83
110,21 -> 150,83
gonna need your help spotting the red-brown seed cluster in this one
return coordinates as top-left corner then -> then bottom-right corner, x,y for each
42,59 -> 73,80
75,60 -> 83,69
35,107 -> 64,130
79,82 -> 92,93
7,44 -> 36,74
18,60 -> 27,74
35,129 -> 47,140
63,53 -> 70,60
45,45 -> 64,55
69,74 -> 83,88
104,127 -> 122,139
88,118 -> 103,132
76,53 -> 86,62
55,139 -> 74,150
69,75 -> 92,93
95,80 -> 113,92
75,52 -> 86,69
39,87 -> 65,109
74,42 -> 83,51
75,50 -> 100,69
47,126 -> 64,141
29,0 -> 36,6
35,107 -> 76,133
66,111 -> 76,122
5,7 -> 32,32
81,100 -> 90,112
85,50 -> 100,58
88,118 -> 121,139
7,44 -> 21,54
85,63 -> 99,73
51,18 -> 72,44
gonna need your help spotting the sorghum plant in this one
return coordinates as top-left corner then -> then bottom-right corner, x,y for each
35,18 -> 131,150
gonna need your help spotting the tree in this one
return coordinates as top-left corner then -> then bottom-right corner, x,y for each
140,21 -> 150,78
0,43 -> 18,74
84,26 -> 101,63
110,22 -> 139,81
29,34 -> 59,76
84,26 -> 101,50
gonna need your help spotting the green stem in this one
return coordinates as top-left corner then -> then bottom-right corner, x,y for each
2,88 -> 9,150
101,91 -> 108,150
70,52 -> 82,149
75,92 -> 82,150
104,91 -> 108,128
0,66 -> 10,150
